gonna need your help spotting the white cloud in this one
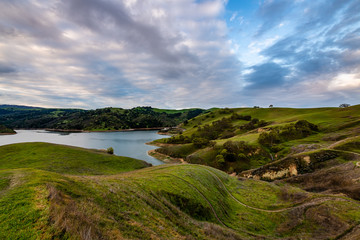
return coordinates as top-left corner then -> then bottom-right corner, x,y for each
328,73 -> 360,91
230,12 -> 237,21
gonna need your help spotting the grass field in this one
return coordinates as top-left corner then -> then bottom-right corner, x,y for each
1,142 -> 359,239
0,142 -> 150,175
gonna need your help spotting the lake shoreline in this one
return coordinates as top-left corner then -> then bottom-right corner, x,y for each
1,129 -> 168,166
147,149 -> 185,164
13,127 -> 165,133
0,132 -> 16,135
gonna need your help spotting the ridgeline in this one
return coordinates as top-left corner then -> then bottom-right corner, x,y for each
0,105 -> 205,131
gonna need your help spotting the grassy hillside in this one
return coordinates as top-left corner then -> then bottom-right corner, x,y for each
0,142 -> 150,175
153,105 -> 360,173
0,105 -> 205,131
1,143 -> 360,239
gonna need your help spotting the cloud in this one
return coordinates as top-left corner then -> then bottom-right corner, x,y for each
232,0 -> 360,107
244,62 -> 290,90
0,0 -> 241,109
0,63 -> 16,74
1,0 -> 359,109
254,0 -> 292,37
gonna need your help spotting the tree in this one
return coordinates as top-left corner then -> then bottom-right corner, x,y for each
339,103 -> 350,108
269,105 -> 273,108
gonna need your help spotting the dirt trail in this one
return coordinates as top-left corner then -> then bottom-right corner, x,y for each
201,166 -> 360,213
165,173 -> 273,239
328,136 -> 359,149
165,173 -> 226,227
0,171 -> 25,197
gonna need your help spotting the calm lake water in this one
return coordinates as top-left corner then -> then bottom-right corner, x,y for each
0,130 -> 169,165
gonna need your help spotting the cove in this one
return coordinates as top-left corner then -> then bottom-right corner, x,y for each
0,130 -> 169,166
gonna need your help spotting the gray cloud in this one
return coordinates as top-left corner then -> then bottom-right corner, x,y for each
1,0 -> 359,109
244,62 -> 290,90
0,0 -> 241,109
0,63 -> 16,74
60,0 -> 191,63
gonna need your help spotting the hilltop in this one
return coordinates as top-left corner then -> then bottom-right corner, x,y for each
1,142 -> 359,239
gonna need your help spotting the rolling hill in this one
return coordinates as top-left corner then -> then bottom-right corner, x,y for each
1,142 -> 360,239
0,105 -> 205,131
153,105 -> 360,173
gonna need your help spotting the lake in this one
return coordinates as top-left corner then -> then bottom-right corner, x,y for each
0,130 -> 169,165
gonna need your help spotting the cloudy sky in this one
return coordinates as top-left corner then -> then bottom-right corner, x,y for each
0,0 -> 359,109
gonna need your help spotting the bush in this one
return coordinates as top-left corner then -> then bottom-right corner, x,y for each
192,138 -> 210,148
216,154 -> 225,165
258,120 -> 319,149
107,147 -> 114,154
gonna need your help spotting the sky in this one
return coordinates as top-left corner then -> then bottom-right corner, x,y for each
0,0 -> 359,109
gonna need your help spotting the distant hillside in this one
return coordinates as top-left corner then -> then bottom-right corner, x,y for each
0,104 -> 44,109
0,124 -> 15,134
0,105 -> 205,131
153,105 -> 360,173
1,143 -> 359,239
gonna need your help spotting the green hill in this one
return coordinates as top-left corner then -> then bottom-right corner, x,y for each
0,105 -> 205,131
1,143 -> 360,239
0,142 -> 150,175
153,105 -> 360,173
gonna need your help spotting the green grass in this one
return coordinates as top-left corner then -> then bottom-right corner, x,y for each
184,105 -> 360,133
1,142 -> 360,239
0,142 -> 150,175
154,105 -> 360,174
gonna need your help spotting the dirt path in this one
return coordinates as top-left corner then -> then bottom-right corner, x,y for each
165,173 -> 226,227
201,166 -> 360,213
165,173 -> 273,239
0,171 -> 25,197
334,223 -> 360,240
328,136 -> 359,149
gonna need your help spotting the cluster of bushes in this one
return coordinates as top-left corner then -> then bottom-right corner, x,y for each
166,117 -> 236,146
239,118 -> 268,131
230,113 -> 252,121
0,124 -> 15,134
215,141 -> 256,164
155,144 -> 198,159
258,120 -> 319,149
199,140 -> 270,173
165,134 -> 192,144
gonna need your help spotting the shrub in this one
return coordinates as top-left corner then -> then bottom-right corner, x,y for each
192,138 -> 210,148
107,147 -> 114,154
216,155 -> 225,166
258,120 -> 319,149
